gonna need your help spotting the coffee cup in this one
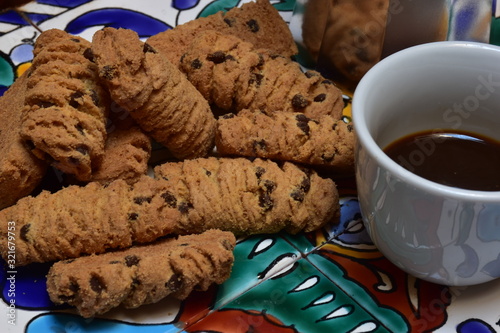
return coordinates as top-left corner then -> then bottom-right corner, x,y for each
353,41 -> 500,286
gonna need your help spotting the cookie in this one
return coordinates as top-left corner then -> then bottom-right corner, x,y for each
215,109 -> 355,173
91,27 -> 216,159
91,110 -> 151,185
0,176 -> 180,266
0,72 -> 48,210
147,0 -> 297,68
0,158 -> 338,265
46,229 -> 235,318
154,157 -> 340,235
20,29 -> 110,182
311,0 -> 389,86
179,30 -> 344,120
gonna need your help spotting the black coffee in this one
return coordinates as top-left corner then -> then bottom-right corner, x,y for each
384,129 -> 500,191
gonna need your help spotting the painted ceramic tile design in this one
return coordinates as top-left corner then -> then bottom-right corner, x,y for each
1,1 -> 500,332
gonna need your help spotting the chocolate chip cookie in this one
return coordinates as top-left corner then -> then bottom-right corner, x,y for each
20,29 -> 110,181
216,109 -> 355,174
92,27 -> 216,159
47,229 -> 235,318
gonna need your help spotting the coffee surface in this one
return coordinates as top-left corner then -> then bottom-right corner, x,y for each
384,129 -> 500,191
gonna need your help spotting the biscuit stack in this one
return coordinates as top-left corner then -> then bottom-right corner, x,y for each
0,0 -> 354,318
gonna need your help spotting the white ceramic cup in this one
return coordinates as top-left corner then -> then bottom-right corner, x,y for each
353,41 -> 500,286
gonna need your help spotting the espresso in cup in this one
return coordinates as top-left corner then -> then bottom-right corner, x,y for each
383,129 -> 500,191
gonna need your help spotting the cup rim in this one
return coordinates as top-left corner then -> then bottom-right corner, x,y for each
353,40 -> 500,202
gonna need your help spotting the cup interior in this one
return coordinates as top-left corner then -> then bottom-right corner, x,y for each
355,42 -> 500,153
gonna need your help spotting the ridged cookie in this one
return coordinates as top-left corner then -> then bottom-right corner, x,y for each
0,158 -> 338,265
179,30 -> 344,120
91,111 -> 151,185
47,229 -> 235,318
91,27 -> 216,159
154,157 -> 340,235
216,109 -> 355,173
0,72 -> 48,210
0,176 -> 179,266
147,0 -> 297,67
20,29 -> 110,181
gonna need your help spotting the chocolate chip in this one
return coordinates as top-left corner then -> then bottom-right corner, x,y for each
191,58 -> 202,69
347,124 -> 354,132
255,166 -> 266,179
109,260 -> 121,264
322,79 -> 334,85
246,19 -> 259,32
161,191 -> 177,208
20,224 -> 30,242
296,114 -> 309,122
253,139 -> 267,152
63,259 -> 75,264
263,179 -> 276,193
134,196 -> 152,205
332,123 -> 338,131
300,177 -> 311,193
249,73 -> 264,86
101,65 -> 116,80
207,51 -> 228,64
83,48 -> 94,62
178,201 -> 193,214
143,43 -> 157,53
259,192 -> 273,211
166,274 -> 183,292
295,114 -> 310,135
204,169 -> 212,176
290,188 -> 305,202
89,275 -> 105,293
290,177 -> 311,202
69,91 -> 84,108
128,213 -> 139,221
224,17 -> 235,27
292,94 -> 309,109
69,281 -> 79,292
125,255 -> 140,267
256,54 -> 265,67
314,94 -> 326,102
70,38 -> 81,43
